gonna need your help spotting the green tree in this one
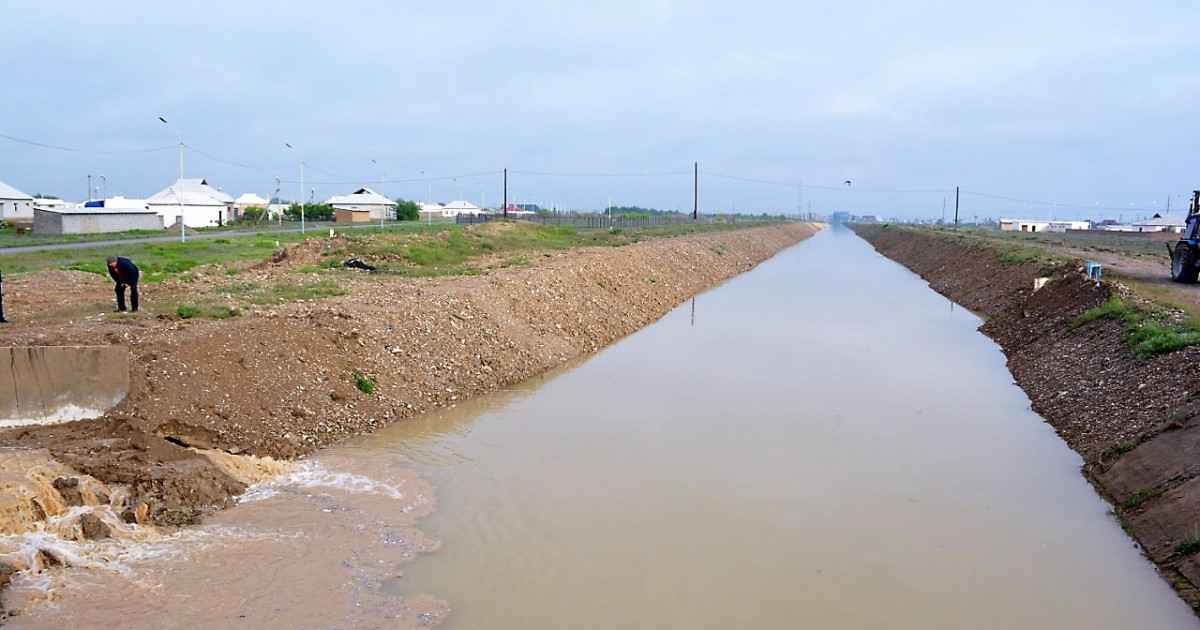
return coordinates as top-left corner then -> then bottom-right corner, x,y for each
286,202 -> 334,221
395,199 -> 420,221
239,206 -> 267,221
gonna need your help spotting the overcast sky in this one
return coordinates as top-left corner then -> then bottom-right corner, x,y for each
3,1 -> 1199,221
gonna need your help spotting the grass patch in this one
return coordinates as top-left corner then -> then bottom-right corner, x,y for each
352,369 -> 375,395
1070,297 -> 1200,359
1122,486 -> 1165,509
1128,324 -> 1200,358
175,303 -> 238,319
1176,529 -> 1200,556
1069,297 -> 1137,330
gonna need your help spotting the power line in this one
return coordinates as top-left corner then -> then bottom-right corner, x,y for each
0,133 -> 174,155
510,169 -> 691,177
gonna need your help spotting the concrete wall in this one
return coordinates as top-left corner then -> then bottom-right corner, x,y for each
0,199 -> 34,220
0,346 -> 128,427
35,209 -> 163,234
335,208 -> 371,223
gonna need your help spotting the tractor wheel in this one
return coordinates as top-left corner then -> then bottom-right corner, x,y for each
1172,245 -> 1200,284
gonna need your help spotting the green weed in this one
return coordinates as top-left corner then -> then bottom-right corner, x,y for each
1069,298 -> 1137,330
1122,486 -> 1165,509
352,369 -> 375,395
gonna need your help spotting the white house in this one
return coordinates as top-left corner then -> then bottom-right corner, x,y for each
146,178 -> 234,228
33,197 -> 72,212
233,192 -> 269,219
1132,212 -> 1186,233
327,188 -> 395,220
443,200 -> 483,216
999,219 -> 1052,233
0,180 -> 34,221
419,200 -> 483,220
1045,220 -> 1091,233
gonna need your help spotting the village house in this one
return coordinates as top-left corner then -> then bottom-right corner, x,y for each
418,200 -> 484,220
1131,212 -> 1186,233
0,180 -> 34,222
146,178 -> 234,228
327,188 -> 395,222
232,192 -> 270,220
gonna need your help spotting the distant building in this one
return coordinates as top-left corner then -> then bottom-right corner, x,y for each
0,181 -> 34,222
999,219 -> 1051,232
146,178 -> 234,228
1132,212 -> 1186,233
334,207 -> 372,223
35,197 -> 161,234
1046,220 -> 1091,233
419,200 -> 483,219
327,188 -> 395,221
233,192 -> 269,220
502,204 -> 534,216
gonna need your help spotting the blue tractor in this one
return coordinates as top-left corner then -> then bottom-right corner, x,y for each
1169,191 -> 1200,284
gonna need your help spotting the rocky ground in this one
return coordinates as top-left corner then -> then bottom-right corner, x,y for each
0,222 -> 822,538
854,224 -> 1200,614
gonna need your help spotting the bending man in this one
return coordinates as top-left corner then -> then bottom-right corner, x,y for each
106,255 -> 139,312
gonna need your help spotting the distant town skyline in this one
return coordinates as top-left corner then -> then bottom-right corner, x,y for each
3,1 -> 1198,222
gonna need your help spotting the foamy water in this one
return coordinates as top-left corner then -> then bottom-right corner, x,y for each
0,450 -> 443,629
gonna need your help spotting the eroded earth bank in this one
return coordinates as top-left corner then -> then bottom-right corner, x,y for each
0,221 -> 823,614
855,223 -> 1200,615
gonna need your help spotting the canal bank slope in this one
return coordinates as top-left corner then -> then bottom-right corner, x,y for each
0,222 -> 823,535
854,223 -> 1200,613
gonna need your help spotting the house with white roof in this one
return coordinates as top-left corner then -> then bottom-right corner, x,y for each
0,180 -> 34,221
233,192 -> 269,219
146,178 -> 234,228
419,200 -> 483,220
1132,212 -> 1186,233
327,188 -> 395,221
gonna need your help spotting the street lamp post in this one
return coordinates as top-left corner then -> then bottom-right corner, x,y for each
158,117 -> 187,241
158,117 -> 184,182
285,143 -> 305,234
372,159 -> 387,228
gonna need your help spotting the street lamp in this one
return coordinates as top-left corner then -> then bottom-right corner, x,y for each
158,117 -> 184,182
372,158 -> 387,227
285,143 -> 305,234
420,170 -> 435,204
158,117 -> 186,242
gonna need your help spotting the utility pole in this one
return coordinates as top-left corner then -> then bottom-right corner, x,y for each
285,143 -> 305,234
503,168 -> 508,218
693,162 -> 698,221
954,186 -> 960,229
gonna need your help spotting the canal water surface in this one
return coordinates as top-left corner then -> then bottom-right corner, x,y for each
11,226 -> 1199,629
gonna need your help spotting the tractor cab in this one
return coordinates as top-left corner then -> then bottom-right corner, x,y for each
1169,190 -> 1200,283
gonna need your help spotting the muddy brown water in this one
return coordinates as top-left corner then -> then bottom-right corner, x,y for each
5,226 -> 1199,629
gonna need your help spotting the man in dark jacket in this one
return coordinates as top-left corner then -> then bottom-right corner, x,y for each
106,256 -> 139,312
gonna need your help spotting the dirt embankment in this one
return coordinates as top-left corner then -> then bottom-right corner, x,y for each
0,223 -> 823,535
854,224 -> 1200,612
